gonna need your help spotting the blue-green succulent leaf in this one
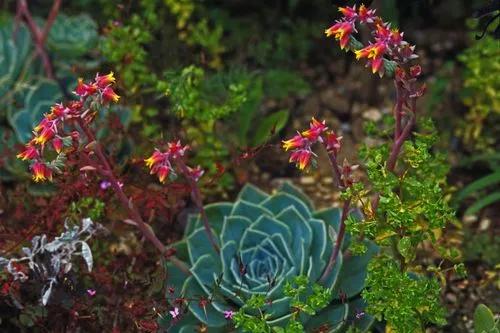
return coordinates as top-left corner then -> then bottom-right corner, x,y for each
221,216 -> 252,245
308,218 -> 328,281
238,183 -> 269,204
231,200 -> 272,222
249,215 -> 292,244
187,227 -> 219,264
313,207 -> 351,250
304,303 -> 349,333
182,277 -> 226,327
191,254 -> 222,288
344,297 -> 375,332
278,181 -> 314,211
334,240 -> 378,298
205,202 -> 233,234
262,192 -> 311,220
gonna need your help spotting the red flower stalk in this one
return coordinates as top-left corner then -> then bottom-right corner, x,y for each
325,132 -> 343,154
326,3 -> 418,76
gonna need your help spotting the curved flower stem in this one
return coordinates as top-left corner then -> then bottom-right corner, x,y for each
319,149 -> 350,284
76,117 -> 190,275
319,198 -> 351,284
394,81 -> 403,140
174,159 -> 220,254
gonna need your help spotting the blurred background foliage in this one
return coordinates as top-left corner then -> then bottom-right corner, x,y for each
0,0 -> 498,331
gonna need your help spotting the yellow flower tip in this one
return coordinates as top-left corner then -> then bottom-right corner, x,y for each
144,157 -> 154,168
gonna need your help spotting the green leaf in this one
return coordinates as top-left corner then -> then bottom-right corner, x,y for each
397,237 -> 415,261
465,191 -> 500,216
456,171 -> 500,203
383,59 -> 398,78
474,304 -> 497,333
252,109 -> 289,146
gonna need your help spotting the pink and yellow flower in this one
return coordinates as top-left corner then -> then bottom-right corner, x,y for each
168,141 -> 189,158
31,162 -> 52,182
325,132 -> 343,154
325,21 -> 355,50
358,4 -> 376,23
338,5 -> 357,20
355,42 -> 386,74
16,145 -> 39,161
101,86 -> 120,103
144,150 -> 166,168
282,134 -> 305,151
52,137 -> 64,153
390,28 -> 403,44
301,117 -> 327,141
49,103 -> 68,119
289,150 -> 312,170
75,78 -> 97,97
156,165 -> 170,183
95,72 -> 116,88
33,127 -> 55,145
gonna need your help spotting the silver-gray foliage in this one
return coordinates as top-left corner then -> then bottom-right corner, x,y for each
0,218 -> 104,306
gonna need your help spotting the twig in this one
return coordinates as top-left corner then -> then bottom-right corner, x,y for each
16,0 -> 61,79
319,198 -> 351,284
174,159 -> 220,254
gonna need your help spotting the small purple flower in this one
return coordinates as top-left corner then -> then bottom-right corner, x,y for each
355,310 -> 365,319
169,307 -> 180,319
224,310 -> 235,320
87,288 -> 96,296
100,180 -> 111,190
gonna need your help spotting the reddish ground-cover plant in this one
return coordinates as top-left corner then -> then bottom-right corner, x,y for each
15,73 -> 194,274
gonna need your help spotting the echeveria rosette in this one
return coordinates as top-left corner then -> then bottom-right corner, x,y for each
163,183 -> 377,332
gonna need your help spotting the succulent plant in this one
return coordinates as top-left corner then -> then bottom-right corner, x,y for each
46,13 -> 98,59
164,183 -> 377,332
0,18 -> 33,103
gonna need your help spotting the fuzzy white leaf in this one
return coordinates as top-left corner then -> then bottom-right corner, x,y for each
80,242 -> 93,272
22,247 -> 31,257
42,281 -> 55,306
81,218 -> 93,233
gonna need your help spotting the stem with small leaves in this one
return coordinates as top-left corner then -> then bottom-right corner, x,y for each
76,116 -> 190,275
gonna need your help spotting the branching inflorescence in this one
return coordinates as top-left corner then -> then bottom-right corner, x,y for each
283,4 -> 456,331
